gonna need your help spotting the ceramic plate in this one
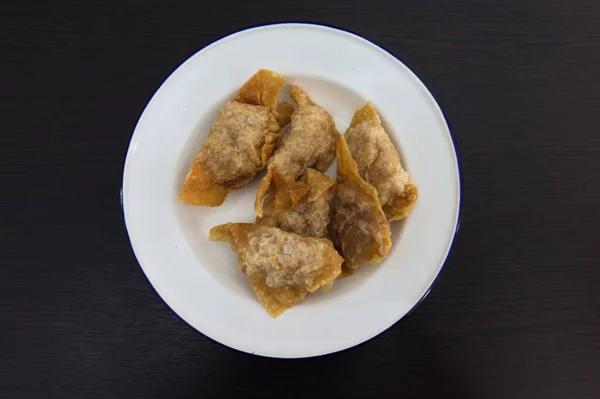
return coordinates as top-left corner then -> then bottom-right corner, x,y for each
122,23 -> 461,358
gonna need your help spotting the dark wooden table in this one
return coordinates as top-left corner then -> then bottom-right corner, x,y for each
2,1 -> 599,398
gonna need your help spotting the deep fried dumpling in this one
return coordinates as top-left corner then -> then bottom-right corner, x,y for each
209,223 -> 343,317
254,85 -> 339,216
179,69 -> 286,207
256,168 -> 335,238
345,102 -> 418,221
331,136 -> 391,271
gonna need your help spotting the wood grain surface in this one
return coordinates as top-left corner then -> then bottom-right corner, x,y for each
1,0 -> 599,398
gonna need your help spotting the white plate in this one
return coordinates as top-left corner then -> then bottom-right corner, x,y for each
122,23 -> 461,358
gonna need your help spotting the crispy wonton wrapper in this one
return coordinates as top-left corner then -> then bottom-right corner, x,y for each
331,136 -> 392,271
275,101 -> 294,127
179,69 -> 287,207
345,102 -> 418,221
209,223 -> 343,317
254,85 -> 339,217
256,168 -> 335,238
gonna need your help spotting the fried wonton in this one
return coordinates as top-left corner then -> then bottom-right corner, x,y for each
275,101 -> 294,127
256,168 -> 335,238
345,102 -> 418,221
254,85 -> 339,216
179,69 -> 286,207
331,136 -> 392,271
209,223 -> 343,317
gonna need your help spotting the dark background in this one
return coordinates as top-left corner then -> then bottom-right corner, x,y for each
2,0 -> 599,398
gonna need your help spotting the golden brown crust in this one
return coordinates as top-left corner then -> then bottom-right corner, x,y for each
289,85 -> 316,106
254,169 -> 273,215
383,183 -> 418,222
303,168 -> 336,203
345,102 -> 418,221
349,100 -> 380,128
256,168 -> 335,238
331,136 -> 391,270
209,223 -> 343,317
254,85 -> 339,216
208,222 -> 253,253
272,170 -> 312,213
208,222 -> 254,272
179,157 -> 230,207
179,70 -> 286,207
248,274 -> 308,318
234,69 -> 286,110
275,101 -> 294,127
